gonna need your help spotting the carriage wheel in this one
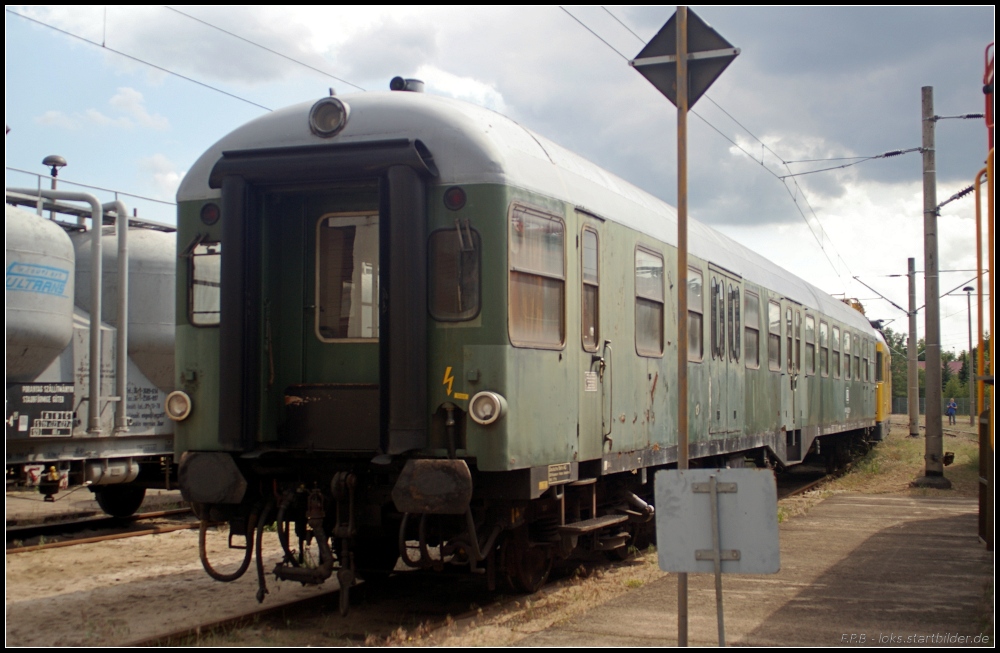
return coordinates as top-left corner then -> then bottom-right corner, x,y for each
500,526 -> 552,594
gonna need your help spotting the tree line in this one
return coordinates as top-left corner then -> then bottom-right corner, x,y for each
881,326 -> 991,399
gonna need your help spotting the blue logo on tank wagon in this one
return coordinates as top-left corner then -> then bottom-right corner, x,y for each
6,262 -> 70,297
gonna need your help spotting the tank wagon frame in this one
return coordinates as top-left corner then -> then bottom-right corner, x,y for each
174,88 -> 887,605
6,190 -> 177,516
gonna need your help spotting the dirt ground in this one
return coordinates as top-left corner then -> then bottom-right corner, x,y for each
4,413 -> 987,647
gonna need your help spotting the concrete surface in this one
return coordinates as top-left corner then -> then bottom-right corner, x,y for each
520,494 -> 993,647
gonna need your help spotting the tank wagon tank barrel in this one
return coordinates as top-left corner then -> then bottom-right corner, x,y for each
6,184 -> 177,516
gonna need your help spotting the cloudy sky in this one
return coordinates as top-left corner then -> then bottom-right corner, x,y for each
5,6 -> 994,355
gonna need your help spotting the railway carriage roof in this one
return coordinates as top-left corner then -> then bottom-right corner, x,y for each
179,91 -> 871,332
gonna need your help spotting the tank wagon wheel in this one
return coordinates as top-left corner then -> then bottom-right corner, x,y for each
500,526 -> 553,594
94,485 -> 146,518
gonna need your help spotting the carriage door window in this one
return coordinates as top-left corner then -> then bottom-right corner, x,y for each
688,267 -> 704,361
819,321 -> 829,377
582,227 -> 599,352
853,334 -> 861,380
832,326 -> 841,379
711,277 -> 721,359
190,242 -> 221,326
805,315 -> 816,375
635,247 -> 664,357
786,308 -> 794,373
509,205 -> 565,348
744,291 -> 760,369
795,311 -> 802,373
863,338 -> 870,382
768,300 -> 781,371
843,331 -> 851,380
316,213 -> 379,341
729,283 -> 740,362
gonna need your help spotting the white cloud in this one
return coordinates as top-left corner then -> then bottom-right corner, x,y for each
415,65 -> 507,113
32,87 -> 167,132
34,110 -> 80,130
109,87 -> 169,130
139,154 -> 183,200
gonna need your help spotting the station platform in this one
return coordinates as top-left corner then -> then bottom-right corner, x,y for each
520,493 -> 993,647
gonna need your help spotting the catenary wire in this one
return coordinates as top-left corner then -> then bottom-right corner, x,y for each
6,8 -> 272,112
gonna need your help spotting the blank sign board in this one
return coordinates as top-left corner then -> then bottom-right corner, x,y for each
655,468 -> 780,574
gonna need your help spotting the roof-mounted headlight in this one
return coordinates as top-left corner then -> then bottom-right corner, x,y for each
309,97 -> 350,138
165,390 -> 192,422
469,391 -> 507,426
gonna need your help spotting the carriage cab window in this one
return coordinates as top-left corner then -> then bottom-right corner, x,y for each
429,221 -> 480,321
190,242 -> 221,326
509,205 -> 565,348
316,212 -> 379,341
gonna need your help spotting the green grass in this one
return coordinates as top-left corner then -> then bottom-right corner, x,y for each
830,417 -> 983,497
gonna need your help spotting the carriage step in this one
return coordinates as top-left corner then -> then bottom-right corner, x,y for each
557,514 -> 628,535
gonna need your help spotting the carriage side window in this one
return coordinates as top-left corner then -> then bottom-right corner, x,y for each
729,283 -> 740,362
509,205 -> 565,348
768,300 -> 781,371
688,267 -> 704,361
635,246 -> 664,357
843,330 -> 852,380
190,242 -> 221,326
832,326 -> 841,379
317,213 -> 379,340
744,290 -> 760,369
804,315 -> 816,375
582,227 -> 599,352
429,223 -> 480,322
819,320 -> 829,377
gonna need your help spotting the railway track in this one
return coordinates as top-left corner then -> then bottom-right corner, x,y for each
129,552 -> 638,646
131,469 -> 834,647
6,507 -> 197,553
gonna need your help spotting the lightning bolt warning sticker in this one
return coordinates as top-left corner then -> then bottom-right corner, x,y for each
443,366 -> 454,396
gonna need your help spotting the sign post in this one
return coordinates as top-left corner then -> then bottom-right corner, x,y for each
629,7 -> 739,645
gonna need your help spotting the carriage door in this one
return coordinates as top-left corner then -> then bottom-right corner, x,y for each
782,304 -> 803,461
708,267 -> 743,436
261,188 -> 383,452
578,220 -> 607,461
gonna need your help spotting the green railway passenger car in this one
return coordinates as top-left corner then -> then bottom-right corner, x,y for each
170,83 -> 885,605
